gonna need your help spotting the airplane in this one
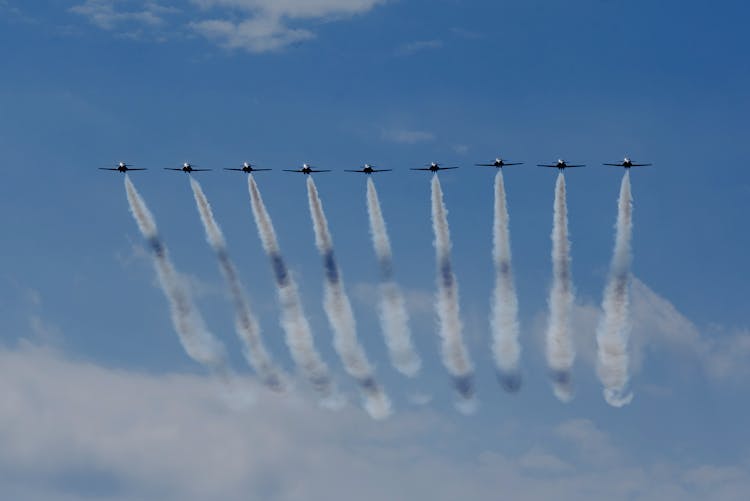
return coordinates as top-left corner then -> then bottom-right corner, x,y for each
411,162 -> 459,172
344,163 -> 392,174
537,159 -> 586,170
164,162 -> 211,173
475,158 -> 524,168
283,163 -> 331,174
224,162 -> 271,173
603,157 -> 652,169
98,161 -> 146,173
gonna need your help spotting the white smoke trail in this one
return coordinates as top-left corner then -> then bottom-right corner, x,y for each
124,176 -> 226,371
596,172 -> 634,407
365,177 -> 421,377
545,173 -> 575,402
189,177 -> 287,392
245,175 -> 338,404
490,171 -> 522,392
430,175 -> 475,409
307,177 -> 392,420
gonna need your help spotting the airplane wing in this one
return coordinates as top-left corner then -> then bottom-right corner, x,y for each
475,163 -> 496,166
440,167 -> 459,170
537,164 -> 558,167
344,170 -> 364,173
411,168 -> 433,171
372,169 -> 392,172
98,168 -> 119,170
566,165 -> 586,168
224,168 -> 244,171
630,163 -> 652,166
504,162 -> 524,166
190,169 -> 212,171
252,168 -> 272,171
164,168 -> 184,171
128,168 -> 147,171
309,169 -> 331,173
603,163 -> 624,166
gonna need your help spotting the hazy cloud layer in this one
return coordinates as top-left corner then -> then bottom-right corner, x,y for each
0,343 -> 748,501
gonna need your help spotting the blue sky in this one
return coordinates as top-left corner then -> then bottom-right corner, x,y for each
1,1 -> 749,499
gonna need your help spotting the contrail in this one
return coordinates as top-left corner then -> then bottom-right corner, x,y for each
124,176 -> 226,371
596,172 -> 634,407
490,171 -> 522,392
189,177 -> 287,392
307,177 -> 392,420
545,173 -> 575,402
245,175 -> 338,404
430,175 -> 475,410
365,177 -> 421,377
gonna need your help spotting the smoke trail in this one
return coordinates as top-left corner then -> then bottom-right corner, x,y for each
365,177 -> 421,377
189,177 -> 287,392
490,171 -> 522,392
245,175 -> 338,404
124,176 -> 226,371
307,177 -> 392,420
545,173 -> 575,402
596,172 -> 634,407
430,175 -> 475,409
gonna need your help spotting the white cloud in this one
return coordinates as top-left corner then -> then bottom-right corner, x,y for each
190,16 -> 314,52
191,0 -> 386,19
189,0 -> 386,52
0,342 -> 748,500
555,419 -> 621,466
532,278 -> 750,383
69,0 -> 386,52
628,279 -> 750,381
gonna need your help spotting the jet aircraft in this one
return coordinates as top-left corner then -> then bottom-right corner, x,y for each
99,162 -> 145,173
165,162 -> 211,173
603,157 -> 652,168
283,163 -> 331,174
475,158 -> 524,168
224,162 -> 271,173
537,159 -> 586,170
411,162 -> 459,172
344,163 -> 392,174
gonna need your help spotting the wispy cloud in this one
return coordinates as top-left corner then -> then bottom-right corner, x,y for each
532,278 -> 750,384
69,0 -> 386,52
381,128 -> 435,144
396,39 -> 443,56
70,0 -> 175,30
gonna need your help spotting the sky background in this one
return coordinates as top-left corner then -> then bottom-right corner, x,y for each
1,1 -> 749,499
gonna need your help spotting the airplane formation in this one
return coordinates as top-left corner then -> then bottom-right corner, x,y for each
99,157 -> 652,174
